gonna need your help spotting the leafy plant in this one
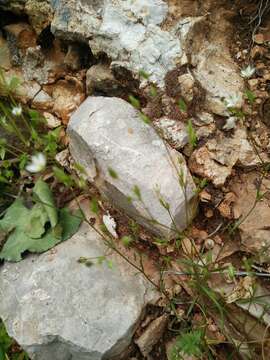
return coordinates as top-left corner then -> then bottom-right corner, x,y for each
186,119 -> 197,150
169,330 -> 204,360
0,179 -> 82,262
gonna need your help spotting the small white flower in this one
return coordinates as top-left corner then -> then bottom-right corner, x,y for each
11,105 -> 22,117
102,213 -> 118,238
241,65 -> 255,78
25,153 -> 46,173
225,94 -> 242,109
223,117 -> 237,131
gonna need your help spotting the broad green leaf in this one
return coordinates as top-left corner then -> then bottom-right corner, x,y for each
33,179 -> 58,227
0,207 -> 82,262
0,199 -> 29,233
25,204 -> 48,239
58,208 -> 83,241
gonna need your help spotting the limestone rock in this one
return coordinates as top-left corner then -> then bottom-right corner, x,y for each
3,22 -> 36,66
32,90 -> 53,110
3,68 -> 41,104
50,77 -> 85,123
0,0 -> 26,13
185,13 -> 244,115
189,128 -> 264,187
68,97 -> 197,238
0,219 -> 158,360
232,173 -> 270,263
22,43 -> 66,85
51,0 -> 184,85
25,0 -> 53,34
135,314 -> 168,357
153,117 -> 188,149
178,73 -> 195,103
43,112 -> 61,129
86,64 -> 124,97
0,33 -> 12,70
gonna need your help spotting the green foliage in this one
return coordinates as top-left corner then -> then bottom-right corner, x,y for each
178,98 -> 187,113
139,70 -> 150,79
33,179 -> 58,228
244,89 -> 256,105
129,95 -> 141,109
90,198 -> 99,214
139,112 -> 151,124
108,167 -> 119,179
132,185 -> 142,201
186,119 -> 197,150
121,235 -> 133,246
53,166 -> 74,187
169,330 -> 204,360
0,181 -> 82,262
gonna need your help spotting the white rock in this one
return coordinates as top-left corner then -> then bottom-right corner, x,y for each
68,97 -> 197,238
0,219 -> 158,360
189,128 -> 266,187
43,112 -> 61,129
51,0 -> 186,86
154,117 -> 188,149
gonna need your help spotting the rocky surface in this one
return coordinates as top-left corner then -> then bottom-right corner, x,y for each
189,128 -> 265,187
1,1 -> 270,359
135,314 -> 168,357
68,96 -> 198,238
0,216 -> 158,360
232,172 -> 270,263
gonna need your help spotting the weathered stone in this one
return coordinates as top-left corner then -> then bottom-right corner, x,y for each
0,0 -> 26,13
135,314 -> 168,357
3,22 -> 36,66
0,34 -> 12,70
178,73 -> 195,103
153,117 -> 188,149
50,77 -> 85,123
32,90 -> 53,110
232,173 -> 270,263
184,13 -> 244,115
0,218 -> 158,360
68,97 -> 197,237
3,68 -> 41,104
189,128 -> 265,187
25,0 -> 53,34
43,112 -> 61,129
22,42 -> 66,85
50,0 -> 188,85
86,64 -> 124,96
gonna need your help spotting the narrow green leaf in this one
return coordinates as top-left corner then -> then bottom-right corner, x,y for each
178,98 -> 187,112
129,95 -> 140,109
108,167 -> 118,179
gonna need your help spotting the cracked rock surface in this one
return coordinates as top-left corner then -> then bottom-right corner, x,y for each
68,96 -> 198,238
0,218 -> 158,360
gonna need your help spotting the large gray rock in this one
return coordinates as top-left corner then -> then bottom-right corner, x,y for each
0,220 -> 157,360
68,97 -> 197,238
50,0 -> 186,85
